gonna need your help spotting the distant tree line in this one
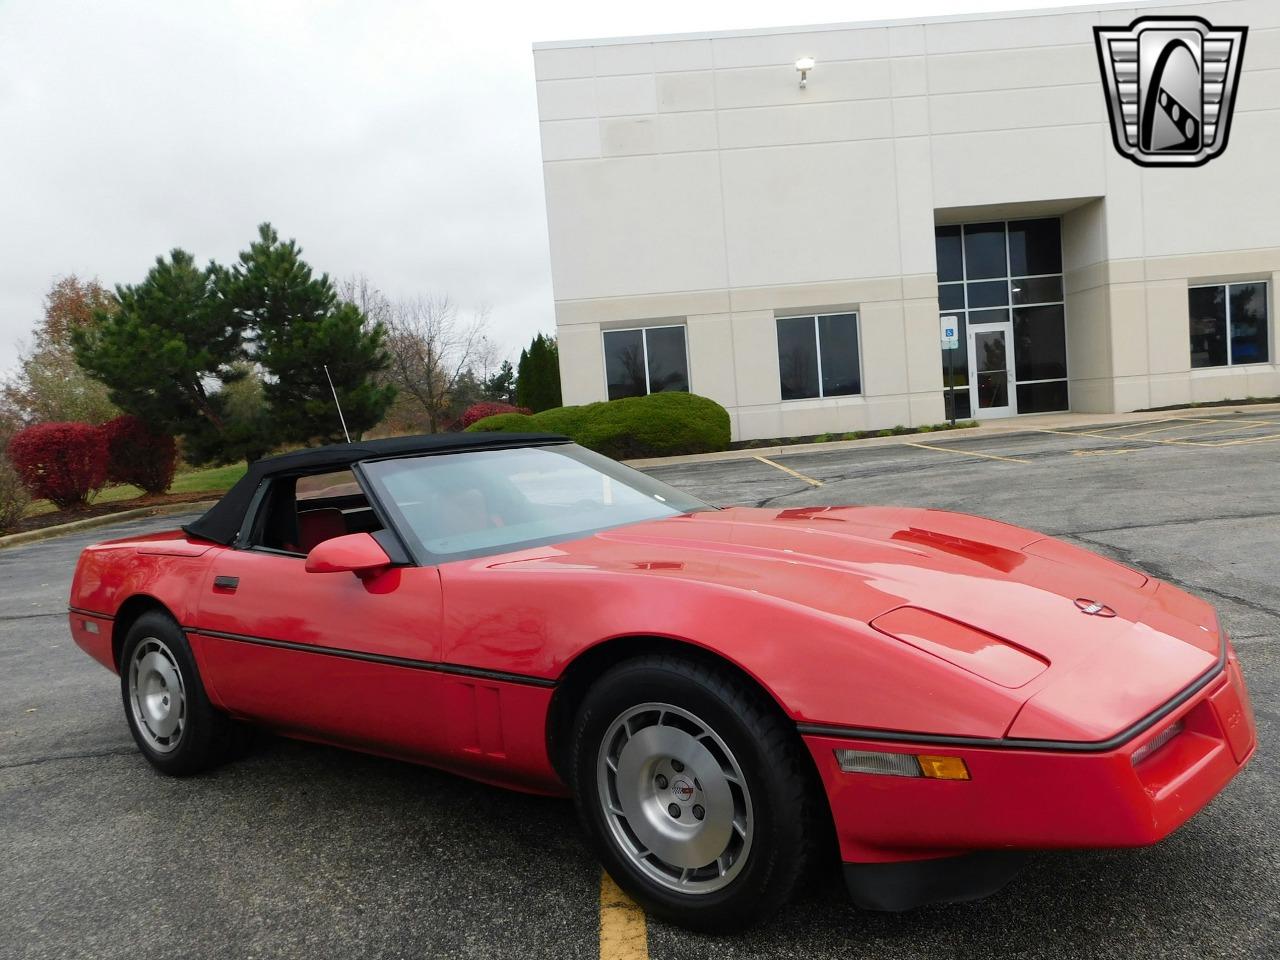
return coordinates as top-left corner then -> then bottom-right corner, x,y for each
0,223 -> 564,529
71,224 -> 395,464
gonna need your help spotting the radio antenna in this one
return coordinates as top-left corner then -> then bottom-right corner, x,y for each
323,364 -> 352,443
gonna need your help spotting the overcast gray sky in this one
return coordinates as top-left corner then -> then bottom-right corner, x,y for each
0,0 -> 1131,374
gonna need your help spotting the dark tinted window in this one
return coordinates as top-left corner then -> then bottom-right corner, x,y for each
1008,218 -> 1062,277
1188,286 -> 1228,368
776,314 -> 861,399
963,222 -> 1006,279
603,327 -> 689,398
645,327 -> 689,392
777,317 -> 820,400
603,330 -> 647,399
967,281 -> 1008,308
1013,305 -> 1068,381
1229,282 -> 1269,365
1011,275 -> 1063,305
938,283 -> 964,310
968,308 -> 1009,325
818,314 -> 861,397
935,225 -> 963,282
1016,380 -> 1069,413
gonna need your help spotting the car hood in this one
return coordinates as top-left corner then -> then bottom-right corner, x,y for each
494,506 -> 1221,741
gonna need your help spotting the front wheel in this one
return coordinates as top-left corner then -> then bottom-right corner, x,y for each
119,610 -> 239,776
570,654 -> 818,932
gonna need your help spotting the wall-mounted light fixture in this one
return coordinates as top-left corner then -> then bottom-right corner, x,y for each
795,56 -> 815,89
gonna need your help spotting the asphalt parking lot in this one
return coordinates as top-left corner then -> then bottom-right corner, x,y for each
2,410 -> 1277,960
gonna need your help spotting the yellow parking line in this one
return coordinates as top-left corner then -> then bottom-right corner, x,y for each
1083,419 -> 1170,433
1027,427 -> 1211,448
1071,447 -> 1144,457
753,455 -> 824,486
1029,424 -> 1280,449
599,871 -> 648,960
1119,418 -> 1202,437
906,441 -> 1028,464
1212,432 -> 1280,446
1184,417 -> 1279,426
1169,420 -> 1276,440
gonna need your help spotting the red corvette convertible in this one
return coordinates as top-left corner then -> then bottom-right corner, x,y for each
68,434 -> 1256,930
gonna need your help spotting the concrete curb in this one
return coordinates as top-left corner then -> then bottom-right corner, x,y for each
623,401 -> 1280,468
0,500 -> 216,550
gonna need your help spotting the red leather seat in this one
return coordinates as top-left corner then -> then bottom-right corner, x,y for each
297,508 -> 348,553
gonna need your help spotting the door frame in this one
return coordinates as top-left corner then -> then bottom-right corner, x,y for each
967,319 -> 1017,419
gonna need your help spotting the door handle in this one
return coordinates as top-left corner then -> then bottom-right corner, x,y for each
213,575 -> 239,591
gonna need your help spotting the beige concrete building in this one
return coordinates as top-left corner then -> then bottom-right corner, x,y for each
533,0 -> 1279,440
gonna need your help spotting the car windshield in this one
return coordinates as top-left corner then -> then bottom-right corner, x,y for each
361,443 -> 714,562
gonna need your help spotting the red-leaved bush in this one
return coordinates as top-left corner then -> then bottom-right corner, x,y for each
7,422 -> 109,510
458,402 -> 531,429
102,415 -> 178,495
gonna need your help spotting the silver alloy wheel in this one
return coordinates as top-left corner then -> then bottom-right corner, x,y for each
597,702 -> 753,894
127,637 -> 186,754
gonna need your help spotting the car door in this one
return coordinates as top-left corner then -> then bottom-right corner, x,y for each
189,475 -> 451,762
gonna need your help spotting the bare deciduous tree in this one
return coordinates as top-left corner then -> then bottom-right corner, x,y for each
385,296 -> 492,432
338,278 -> 493,433
335,275 -> 394,331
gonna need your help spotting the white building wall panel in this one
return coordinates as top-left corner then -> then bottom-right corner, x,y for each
535,0 -> 1280,437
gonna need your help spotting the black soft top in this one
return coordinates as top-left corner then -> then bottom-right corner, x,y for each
183,432 -> 568,546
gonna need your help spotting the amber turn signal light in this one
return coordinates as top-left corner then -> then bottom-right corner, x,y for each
835,749 -> 970,780
916,755 -> 971,780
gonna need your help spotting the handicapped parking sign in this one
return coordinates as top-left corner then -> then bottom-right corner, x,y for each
940,316 -> 959,350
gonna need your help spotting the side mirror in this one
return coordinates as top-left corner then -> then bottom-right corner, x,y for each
305,532 -> 392,577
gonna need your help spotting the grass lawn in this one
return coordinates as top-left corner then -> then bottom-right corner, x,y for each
22,462 -> 246,518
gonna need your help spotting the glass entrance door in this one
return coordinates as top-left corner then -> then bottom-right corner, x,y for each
934,219 -> 1069,417
968,321 -> 1016,419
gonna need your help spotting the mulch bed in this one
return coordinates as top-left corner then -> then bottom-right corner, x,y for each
9,491 -> 219,536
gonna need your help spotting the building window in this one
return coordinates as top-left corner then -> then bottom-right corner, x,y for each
776,312 -> 861,400
936,218 -> 1068,417
1189,282 -> 1270,368
603,325 -> 689,400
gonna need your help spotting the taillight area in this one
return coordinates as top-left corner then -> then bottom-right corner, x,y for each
1130,719 -> 1184,766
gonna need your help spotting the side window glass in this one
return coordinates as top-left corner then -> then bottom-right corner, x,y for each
248,469 -> 380,555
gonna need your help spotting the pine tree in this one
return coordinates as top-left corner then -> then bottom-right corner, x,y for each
72,251 -> 243,463
222,224 -> 396,446
482,360 -> 516,404
515,334 -> 562,412
515,346 -> 531,407
538,336 -> 562,410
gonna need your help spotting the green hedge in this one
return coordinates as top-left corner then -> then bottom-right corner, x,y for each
466,392 -> 730,459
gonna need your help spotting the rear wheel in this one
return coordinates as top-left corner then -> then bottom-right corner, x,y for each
570,654 -> 816,931
120,611 -> 238,776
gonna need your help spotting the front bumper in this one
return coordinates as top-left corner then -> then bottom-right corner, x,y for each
68,609 -> 116,672
805,649 -> 1256,882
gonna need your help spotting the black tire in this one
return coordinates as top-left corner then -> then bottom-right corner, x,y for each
118,610 -> 238,776
570,654 -> 818,932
